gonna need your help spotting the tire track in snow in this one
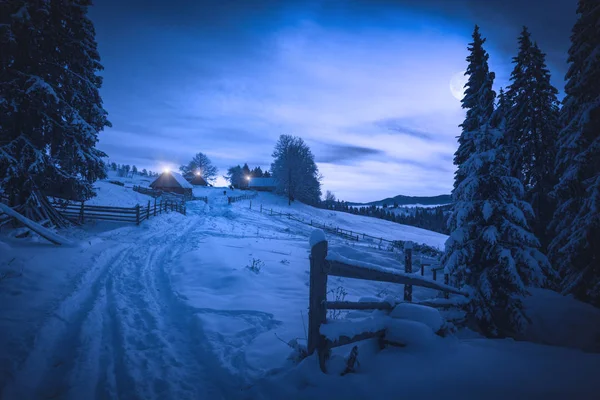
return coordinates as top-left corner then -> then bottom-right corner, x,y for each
2,211 -> 242,400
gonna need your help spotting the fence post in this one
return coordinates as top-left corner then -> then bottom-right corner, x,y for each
160,200 -> 163,214
308,238 -> 329,372
433,268 -> 437,281
136,204 -> 140,225
147,200 -> 150,220
79,201 -> 85,223
250,200 -> 252,210
404,241 -> 413,302
154,198 -> 157,217
444,273 -> 450,299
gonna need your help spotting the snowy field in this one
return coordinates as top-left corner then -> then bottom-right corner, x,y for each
1,185 -> 599,399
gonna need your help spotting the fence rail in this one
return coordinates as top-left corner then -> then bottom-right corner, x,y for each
193,195 -> 208,203
308,236 -> 466,372
51,197 -> 186,225
132,185 -> 162,197
228,192 -> 257,204
255,204 -> 442,257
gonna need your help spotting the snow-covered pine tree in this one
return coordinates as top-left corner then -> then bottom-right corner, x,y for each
453,25 -> 496,192
443,120 -> 554,336
505,28 -> 561,251
271,135 -> 321,205
0,0 -> 110,209
549,0 -> 600,307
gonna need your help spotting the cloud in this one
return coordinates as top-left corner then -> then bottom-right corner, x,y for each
314,143 -> 385,164
92,0 -> 571,200
374,118 -> 435,141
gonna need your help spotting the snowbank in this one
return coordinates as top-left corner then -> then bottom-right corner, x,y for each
389,303 -> 444,332
88,181 -> 154,207
522,288 -> 600,352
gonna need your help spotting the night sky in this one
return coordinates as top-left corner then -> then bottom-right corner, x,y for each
90,0 -> 575,202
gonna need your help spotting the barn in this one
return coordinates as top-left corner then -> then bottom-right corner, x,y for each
186,173 -> 208,186
247,177 -> 276,192
149,171 -> 193,196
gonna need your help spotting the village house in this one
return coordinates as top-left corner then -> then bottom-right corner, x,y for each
247,177 -> 276,192
185,172 -> 208,186
149,171 -> 193,197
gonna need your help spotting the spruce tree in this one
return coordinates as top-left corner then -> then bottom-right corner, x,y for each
0,0 -> 110,205
505,28 -> 561,250
549,0 -> 600,307
444,121 -> 554,336
453,25 -> 496,192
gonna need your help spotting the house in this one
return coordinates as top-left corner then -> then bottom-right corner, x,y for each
247,177 -> 276,192
185,173 -> 208,186
149,171 -> 193,197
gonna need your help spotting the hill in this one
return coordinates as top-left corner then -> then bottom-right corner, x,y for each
348,194 -> 452,207
1,186 -> 598,399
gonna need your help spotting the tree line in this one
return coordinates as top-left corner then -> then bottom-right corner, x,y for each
322,193 -> 450,234
443,1 -> 599,337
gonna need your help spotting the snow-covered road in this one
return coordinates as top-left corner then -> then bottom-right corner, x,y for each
2,200 -> 247,400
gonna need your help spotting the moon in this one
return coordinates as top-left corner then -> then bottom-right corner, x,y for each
450,71 -> 468,100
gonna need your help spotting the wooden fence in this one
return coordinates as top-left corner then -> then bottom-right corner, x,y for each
255,205 -> 442,257
228,192 -> 257,204
51,197 -> 186,225
132,185 -> 162,197
193,195 -> 208,204
308,237 -> 466,372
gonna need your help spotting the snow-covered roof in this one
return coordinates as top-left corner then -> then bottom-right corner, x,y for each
170,171 -> 194,188
150,171 -> 193,189
248,177 -> 276,188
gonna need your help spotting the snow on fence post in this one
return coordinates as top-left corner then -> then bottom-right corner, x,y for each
404,241 -> 413,302
79,201 -> 85,223
308,230 -> 329,372
136,204 -> 140,225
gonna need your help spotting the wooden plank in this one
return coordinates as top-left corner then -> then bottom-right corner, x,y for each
308,240 -> 329,369
75,215 -> 137,222
0,203 -> 73,245
80,212 -> 137,219
325,301 -> 394,311
52,204 -> 137,213
326,260 -> 467,296
404,242 -> 413,301
325,329 -> 386,349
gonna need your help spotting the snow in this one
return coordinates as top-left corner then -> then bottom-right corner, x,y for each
87,180 -> 154,207
520,288 -> 600,353
0,203 -> 73,246
385,319 -> 440,347
389,303 -> 444,332
320,316 -> 388,341
1,182 -> 599,399
169,171 -> 193,189
309,229 -> 326,248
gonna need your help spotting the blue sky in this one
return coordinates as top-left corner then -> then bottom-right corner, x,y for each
90,0 -> 575,203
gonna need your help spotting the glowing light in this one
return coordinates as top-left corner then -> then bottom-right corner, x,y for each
195,171 -> 201,176
246,176 -> 251,180
163,168 -> 170,173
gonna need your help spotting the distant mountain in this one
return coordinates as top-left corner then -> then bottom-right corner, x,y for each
347,194 -> 452,207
